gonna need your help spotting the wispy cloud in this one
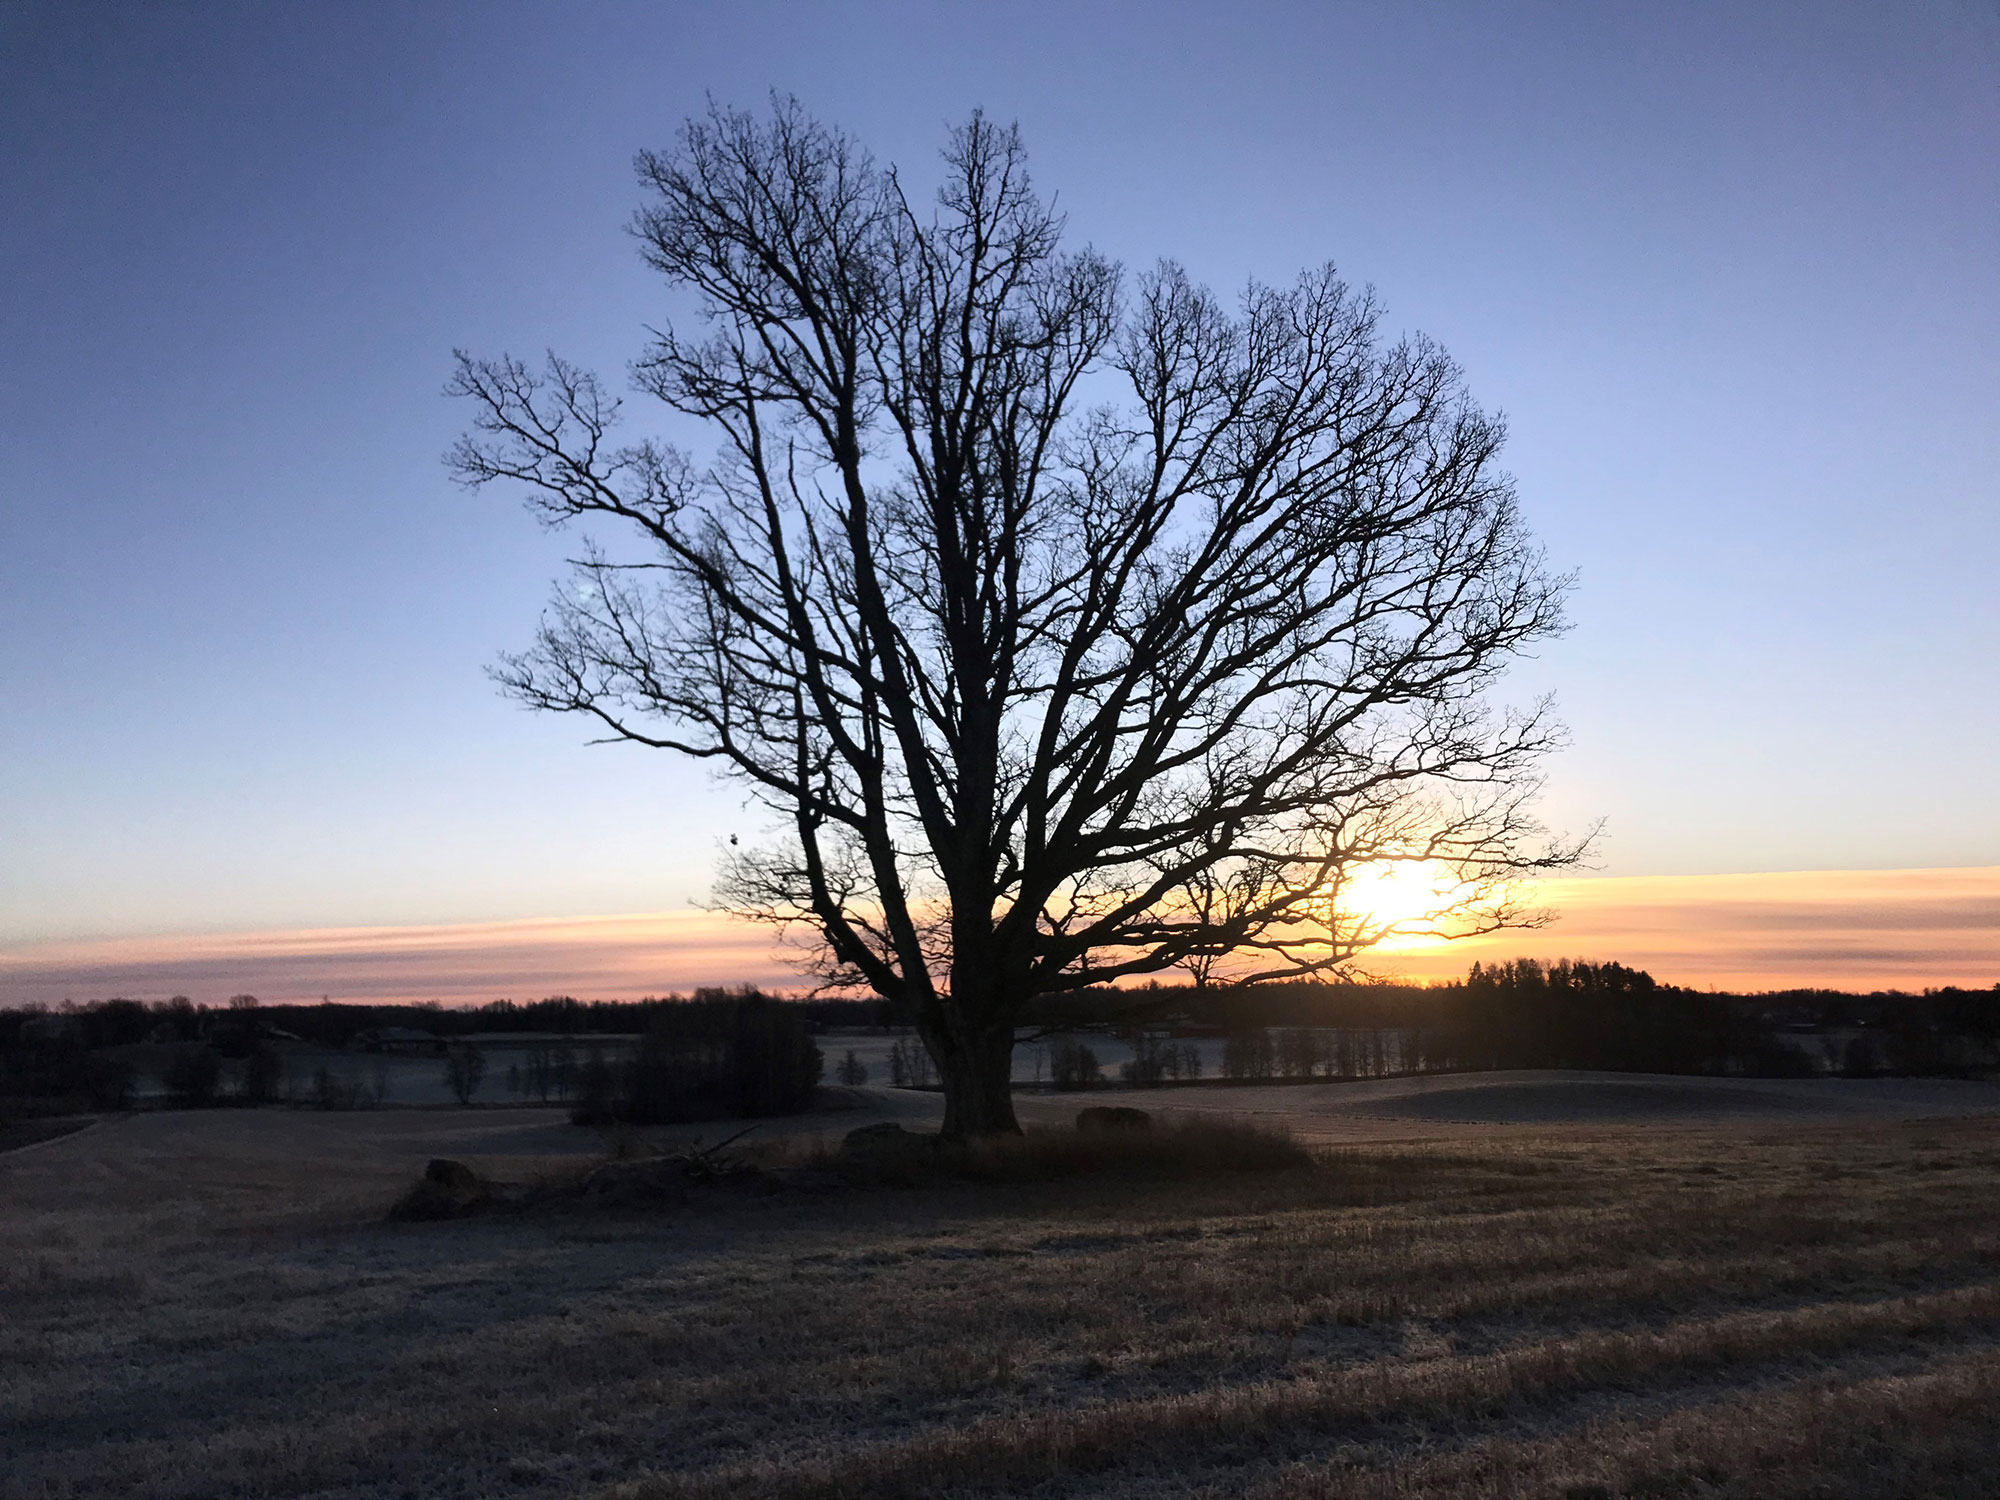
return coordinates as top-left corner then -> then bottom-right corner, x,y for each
1373,866 -> 2000,990
2,867 -> 1995,1007
0,911 -> 792,1007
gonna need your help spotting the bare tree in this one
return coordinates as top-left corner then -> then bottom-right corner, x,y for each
443,1042 -> 486,1106
450,98 -> 1586,1138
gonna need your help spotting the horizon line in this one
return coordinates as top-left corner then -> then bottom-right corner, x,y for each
2,863 -> 1995,1007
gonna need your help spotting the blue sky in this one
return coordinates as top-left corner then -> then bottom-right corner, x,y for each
2,1 -> 1995,958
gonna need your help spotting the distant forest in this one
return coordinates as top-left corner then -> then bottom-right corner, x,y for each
1045,961 -> 2000,1080
4,963 -> 1997,1119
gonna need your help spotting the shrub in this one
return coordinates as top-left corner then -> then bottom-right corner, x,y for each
837,1049 -> 868,1086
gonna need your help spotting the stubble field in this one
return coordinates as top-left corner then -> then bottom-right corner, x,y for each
7,1077 -> 2000,1499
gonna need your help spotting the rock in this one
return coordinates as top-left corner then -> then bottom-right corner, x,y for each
424,1158 -> 482,1192
841,1121 -> 935,1155
1077,1105 -> 1152,1133
388,1158 -> 492,1221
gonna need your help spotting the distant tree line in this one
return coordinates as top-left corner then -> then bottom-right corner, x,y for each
0,987 -> 852,1120
459,991 -> 894,1038
1410,960 -> 1818,1076
6,966 -> 1997,1121
569,994 -> 822,1125
0,1019 -> 389,1116
1035,962 -> 2000,1082
0,989 -> 888,1053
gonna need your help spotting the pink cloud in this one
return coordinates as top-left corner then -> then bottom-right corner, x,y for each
0,911 -> 795,1007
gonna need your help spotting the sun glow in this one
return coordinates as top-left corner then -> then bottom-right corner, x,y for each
1337,861 -> 1459,949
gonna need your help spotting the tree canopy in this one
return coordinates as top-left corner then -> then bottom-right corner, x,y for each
450,99 -> 1585,1135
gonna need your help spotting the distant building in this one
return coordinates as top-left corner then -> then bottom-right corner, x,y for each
19,1013 -> 83,1045
350,1026 -> 447,1056
198,1017 -> 302,1056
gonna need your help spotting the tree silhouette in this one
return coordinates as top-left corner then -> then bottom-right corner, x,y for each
443,1042 -> 485,1106
450,99 -> 1584,1137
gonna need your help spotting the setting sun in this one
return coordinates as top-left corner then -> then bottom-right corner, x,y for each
1338,861 -> 1461,948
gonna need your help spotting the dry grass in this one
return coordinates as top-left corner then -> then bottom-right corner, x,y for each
6,1108 -> 2000,1498
0,1116 -> 95,1153
780,1115 -> 1319,1187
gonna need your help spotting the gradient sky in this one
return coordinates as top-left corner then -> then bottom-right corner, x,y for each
3,2 -> 1996,996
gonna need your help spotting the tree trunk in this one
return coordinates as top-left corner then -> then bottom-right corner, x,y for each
930,1020 -> 1021,1140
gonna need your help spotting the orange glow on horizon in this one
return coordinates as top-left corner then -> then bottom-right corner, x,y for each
1,865 -> 1995,1006
1360,865 -> 2000,991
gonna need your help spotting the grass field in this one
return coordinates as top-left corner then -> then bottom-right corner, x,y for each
6,1080 -> 2000,1498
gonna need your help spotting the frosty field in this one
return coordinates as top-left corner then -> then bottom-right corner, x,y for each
8,1075 -> 2000,1499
